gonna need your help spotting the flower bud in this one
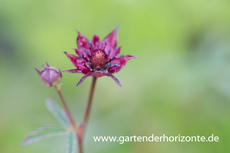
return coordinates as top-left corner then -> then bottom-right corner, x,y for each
35,62 -> 62,87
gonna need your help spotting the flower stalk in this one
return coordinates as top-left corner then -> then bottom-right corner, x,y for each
54,77 -> 97,153
54,85 -> 78,131
77,76 -> 97,153
83,76 -> 97,124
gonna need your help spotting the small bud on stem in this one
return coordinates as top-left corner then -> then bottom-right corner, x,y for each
35,62 -> 62,87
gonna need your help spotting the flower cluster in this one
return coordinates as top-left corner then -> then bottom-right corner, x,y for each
63,27 -> 138,86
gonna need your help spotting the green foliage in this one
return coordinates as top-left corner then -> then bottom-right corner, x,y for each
45,98 -> 70,128
22,125 -> 65,146
67,132 -> 76,153
22,99 -> 75,153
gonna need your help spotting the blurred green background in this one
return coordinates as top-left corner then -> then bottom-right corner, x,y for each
1,0 -> 230,152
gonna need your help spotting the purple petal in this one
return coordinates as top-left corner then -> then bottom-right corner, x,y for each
35,68 -> 41,75
77,73 -> 91,86
108,46 -> 121,60
45,79 -> 52,87
108,73 -> 121,86
74,48 -> 90,59
102,26 -> 118,55
63,69 -> 83,73
46,62 -> 50,67
92,35 -> 100,49
63,69 -> 91,74
108,55 -> 139,73
58,69 -> 62,77
63,52 -> 88,70
76,31 -> 89,50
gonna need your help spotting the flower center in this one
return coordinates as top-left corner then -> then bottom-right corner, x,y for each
90,50 -> 107,68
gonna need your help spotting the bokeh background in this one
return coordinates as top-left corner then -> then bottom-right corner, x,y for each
1,0 -> 230,153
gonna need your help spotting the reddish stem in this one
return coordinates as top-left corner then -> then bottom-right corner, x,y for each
83,76 -> 97,124
77,134 -> 83,153
55,76 -> 97,153
77,76 -> 97,153
55,87 -> 77,130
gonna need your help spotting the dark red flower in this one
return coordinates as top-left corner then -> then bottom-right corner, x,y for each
63,27 -> 138,86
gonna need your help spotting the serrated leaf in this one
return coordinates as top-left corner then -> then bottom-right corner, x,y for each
46,98 -> 70,128
67,132 -> 76,153
22,125 -> 65,146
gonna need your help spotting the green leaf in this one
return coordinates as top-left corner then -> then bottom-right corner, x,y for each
67,132 -> 76,153
46,98 -> 70,128
22,125 -> 65,146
